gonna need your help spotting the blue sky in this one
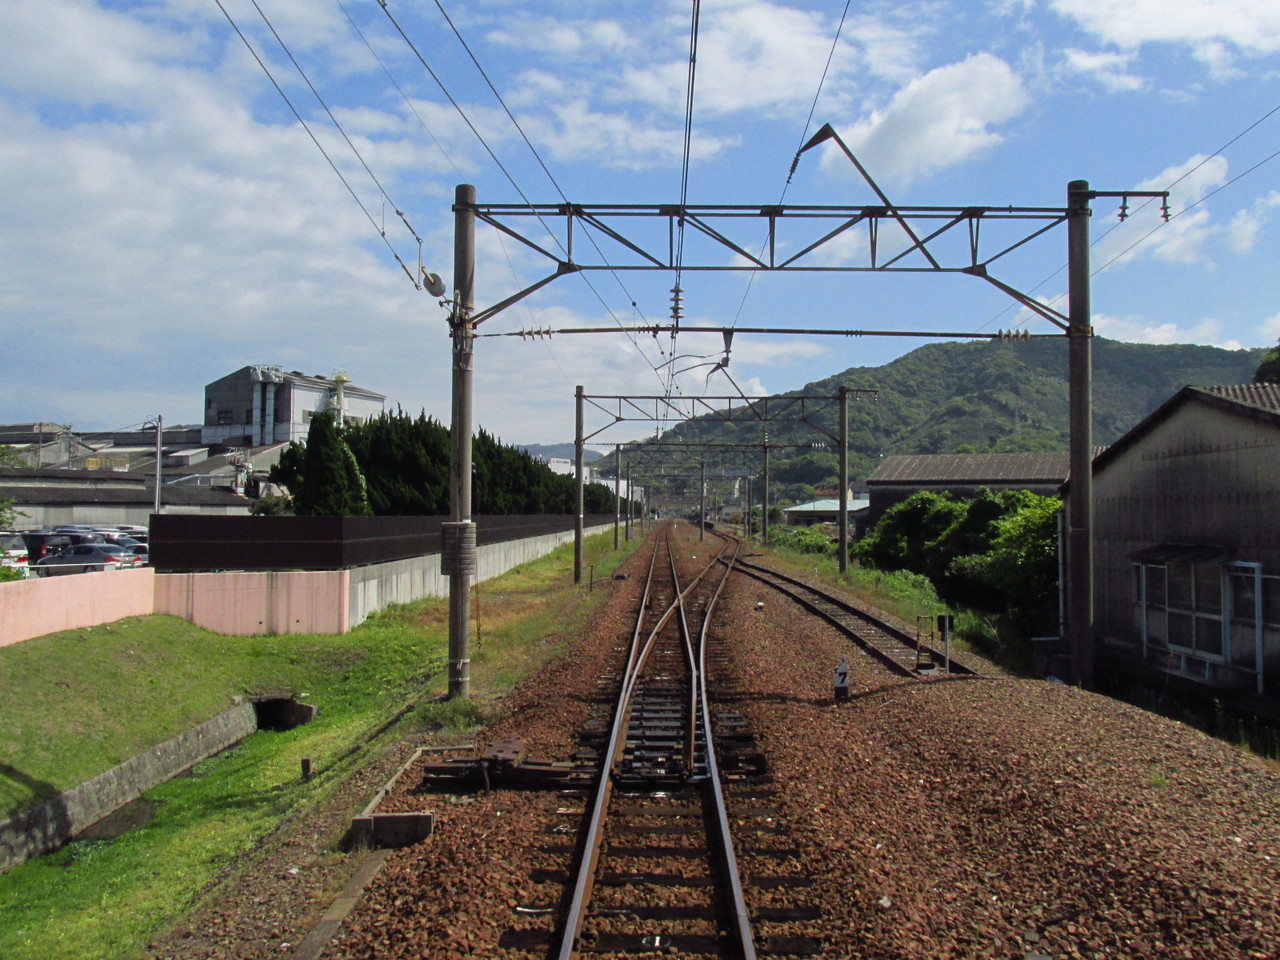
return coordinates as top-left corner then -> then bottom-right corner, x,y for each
2,0 -> 1279,445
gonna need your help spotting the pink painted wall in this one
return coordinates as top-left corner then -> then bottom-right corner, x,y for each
0,569 -> 156,648
154,569 -> 350,636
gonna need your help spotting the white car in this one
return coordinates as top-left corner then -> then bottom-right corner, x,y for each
1,532 -> 30,575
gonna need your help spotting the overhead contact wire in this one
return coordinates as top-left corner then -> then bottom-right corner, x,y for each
214,0 -> 418,286
418,0 -> 667,382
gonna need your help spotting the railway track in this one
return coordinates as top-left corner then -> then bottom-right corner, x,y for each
730,553 -> 977,679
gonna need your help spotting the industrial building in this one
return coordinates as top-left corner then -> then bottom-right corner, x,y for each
865,452 -> 1072,525
201,365 -> 386,448
1091,384 -> 1280,709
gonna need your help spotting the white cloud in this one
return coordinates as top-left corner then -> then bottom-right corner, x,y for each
615,0 -> 866,118
1051,0 -> 1280,57
1060,48 -> 1146,91
487,17 -> 633,59
523,99 -> 732,170
1261,311 -> 1280,340
1093,155 -> 1228,268
1092,312 -> 1242,348
830,54 -> 1029,189
1227,191 -> 1280,253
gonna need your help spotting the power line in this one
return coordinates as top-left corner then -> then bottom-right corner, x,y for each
985,99 -> 1280,332
213,0 -> 419,286
335,0 -> 466,181
730,0 -> 853,329
380,1 -> 668,382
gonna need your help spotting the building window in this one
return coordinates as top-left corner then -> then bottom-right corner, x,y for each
1134,561 -> 1224,662
216,410 -> 234,425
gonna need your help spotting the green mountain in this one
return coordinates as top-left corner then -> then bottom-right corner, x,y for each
610,338 -> 1264,500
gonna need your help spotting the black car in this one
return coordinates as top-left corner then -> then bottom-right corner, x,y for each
34,543 -> 144,576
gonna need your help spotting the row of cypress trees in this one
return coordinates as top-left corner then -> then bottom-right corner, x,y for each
269,410 -> 628,517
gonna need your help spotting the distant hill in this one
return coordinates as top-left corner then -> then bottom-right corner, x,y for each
622,338 -> 1264,498
518,443 -> 604,463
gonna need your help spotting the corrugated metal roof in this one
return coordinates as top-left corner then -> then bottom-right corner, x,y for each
867,452 -> 1071,484
784,498 -> 870,512
1196,383 -> 1280,413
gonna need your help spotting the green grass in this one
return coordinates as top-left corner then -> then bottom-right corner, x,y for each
0,529 -> 639,960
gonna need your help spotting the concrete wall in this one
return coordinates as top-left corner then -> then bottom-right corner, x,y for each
3,523 -> 617,644
0,702 -> 257,872
346,523 -> 610,626
0,568 -> 154,649
155,569 -> 351,636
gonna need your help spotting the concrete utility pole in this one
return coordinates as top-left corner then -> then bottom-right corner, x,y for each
625,461 -> 633,541
153,414 -> 163,517
613,445 -> 621,550
761,432 -> 770,545
445,183 -> 477,699
1066,180 -> 1095,689
574,385 -> 585,584
699,460 -> 706,541
838,386 -> 849,574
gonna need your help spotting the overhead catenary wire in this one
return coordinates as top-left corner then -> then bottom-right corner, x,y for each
382,0 -> 668,385
985,99 -> 1280,332
248,0 -> 421,245
213,0 -> 419,286
730,0 -> 853,330
335,0 -> 466,182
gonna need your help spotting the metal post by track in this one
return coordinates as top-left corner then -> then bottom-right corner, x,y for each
625,461 -> 633,541
614,444 -> 621,550
445,183 -> 477,699
838,386 -> 849,574
1067,180 -> 1095,689
574,384 -> 585,584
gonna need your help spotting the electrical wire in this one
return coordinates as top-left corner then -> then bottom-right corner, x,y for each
335,0 -> 466,181
730,0 -> 853,329
984,99 -> 1280,332
213,0 -> 419,286
390,0 -> 668,383
249,0 -> 420,246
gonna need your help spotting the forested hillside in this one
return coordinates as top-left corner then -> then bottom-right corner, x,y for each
605,338 -> 1264,501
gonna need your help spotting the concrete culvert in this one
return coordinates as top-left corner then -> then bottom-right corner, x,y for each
251,696 -> 316,732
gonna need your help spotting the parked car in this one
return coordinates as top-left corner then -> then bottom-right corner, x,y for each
20,531 -> 74,565
114,525 -> 149,538
34,543 -> 143,576
1,532 -> 29,573
125,543 -> 148,562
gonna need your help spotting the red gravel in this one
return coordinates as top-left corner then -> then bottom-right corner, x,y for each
156,529 -> 1280,959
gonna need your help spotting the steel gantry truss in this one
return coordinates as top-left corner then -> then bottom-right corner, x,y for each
443,124 -> 1169,693
572,387 -> 875,582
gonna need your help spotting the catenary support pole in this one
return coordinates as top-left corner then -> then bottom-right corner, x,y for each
153,414 -> 163,516
762,434 -> 770,545
446,183 -> 477,699
574,385 -> 585,584
699,460 -> 706,541
625,461 -> 633,541
1067,180 -> 1095,689
614,445 -> 621,550
838,386 -> 849,574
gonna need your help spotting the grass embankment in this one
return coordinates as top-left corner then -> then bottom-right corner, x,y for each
0,529 -> 641,960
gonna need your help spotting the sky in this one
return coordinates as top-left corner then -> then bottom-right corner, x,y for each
3,0 -> 1280,447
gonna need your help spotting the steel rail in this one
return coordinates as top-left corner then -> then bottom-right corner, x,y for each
695,533 -> 757,958
732,555 -> 978,678
553,523 -> 732,960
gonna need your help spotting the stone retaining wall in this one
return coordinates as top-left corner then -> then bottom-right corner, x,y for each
0,701 -> 258,872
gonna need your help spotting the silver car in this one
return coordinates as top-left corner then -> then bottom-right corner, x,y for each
34,543 -> 143,576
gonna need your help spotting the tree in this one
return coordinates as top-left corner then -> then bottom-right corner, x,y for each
269,412 -> 371,516
853,491 -> 964,575
1254,340 -> 1280,384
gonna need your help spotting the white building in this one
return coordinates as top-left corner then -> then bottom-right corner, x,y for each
201,365 -> 386,448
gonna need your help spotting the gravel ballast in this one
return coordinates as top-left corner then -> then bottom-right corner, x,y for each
157,529 -> 1280,959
